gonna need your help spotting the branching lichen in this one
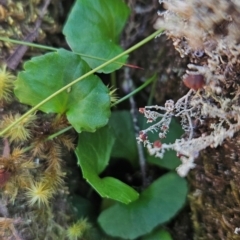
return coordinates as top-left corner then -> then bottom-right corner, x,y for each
138,89 -> 240,176
138,0 -> 240,177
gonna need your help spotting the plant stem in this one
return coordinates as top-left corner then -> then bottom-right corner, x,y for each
147,76 -> 157,106
22,126 -> 73,153
112,75 -> 156,107
0,37 -> 135,67
0,28 -> 164,137
0,37 -> 58,51
110,71 -> 117,89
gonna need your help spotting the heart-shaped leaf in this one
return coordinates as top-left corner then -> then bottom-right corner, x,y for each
14,49 -> 111,132
63,0 -> 130,73
75,125 -> 139,204
98,172 -> 187,239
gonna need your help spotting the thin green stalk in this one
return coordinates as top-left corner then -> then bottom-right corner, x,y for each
0,37 -> 129,66
110,71 -> 117,88
0,29 -> 163,137
46,125 -> 73,141
147,76 -> 158,106
111,75 -> 156,107
0,37 -> 58,51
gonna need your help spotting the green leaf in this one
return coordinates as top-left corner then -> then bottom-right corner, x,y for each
63,0 -> 130,73
75,126 -> 139,204
14,49 -> 111,132
142,229 -> 173,240
98,172 -> 187,239
109,111 -> 138,164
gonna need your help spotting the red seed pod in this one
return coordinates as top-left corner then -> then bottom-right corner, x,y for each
139,131 -> 148,141
161,125 -> 168,131
176,152 -> 183,158
176,152 -> 187,159
153,140 -> 162,148
183,74 -> 205,91
147,118 -> 153,123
